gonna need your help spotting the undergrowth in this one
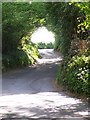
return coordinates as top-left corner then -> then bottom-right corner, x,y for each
2,35 -> 40,71
57,49 -> 90,96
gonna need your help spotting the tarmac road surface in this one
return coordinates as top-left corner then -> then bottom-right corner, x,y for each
0,49 -> 89,120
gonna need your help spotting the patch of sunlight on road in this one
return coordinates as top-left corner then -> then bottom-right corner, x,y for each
37,49 -> 63,64
37,58 -> 62,64
0,92 -> 88,118
31,26 -> 55,44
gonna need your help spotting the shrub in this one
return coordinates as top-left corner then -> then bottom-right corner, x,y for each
57,50 -> 90,96
2,31 -> 40,71
37,42 -> 54,49
2,50 -> 31,71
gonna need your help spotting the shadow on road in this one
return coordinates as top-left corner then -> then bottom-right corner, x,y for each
0,92 -> 89,119
2,62 -> 60,95
1,49 -> 89,119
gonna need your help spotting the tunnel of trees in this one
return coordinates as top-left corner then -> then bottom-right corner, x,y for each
2,2 -> 90,96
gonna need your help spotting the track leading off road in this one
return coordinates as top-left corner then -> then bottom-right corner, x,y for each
1,49 -> 89,119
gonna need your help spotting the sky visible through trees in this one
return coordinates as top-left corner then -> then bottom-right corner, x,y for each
31,26 -> 55,44
2,2 -> 90,96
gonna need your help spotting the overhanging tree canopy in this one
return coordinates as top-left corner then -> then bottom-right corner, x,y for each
2,2 -> 90,70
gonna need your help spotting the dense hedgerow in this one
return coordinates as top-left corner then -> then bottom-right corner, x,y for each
2,35 -> 40,71
57,50 -> 90,96
2,44 -> 39,71
2,3 -> 46,71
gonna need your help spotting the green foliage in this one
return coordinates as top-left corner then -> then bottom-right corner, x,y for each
2,2 -> 47,53
2,2 -> 46,70
46,2 -> 90,96
37,42 -> 54,49
76,2 -> 90,30
2,50 -> 30,70
19,34 -> 40,61
57,50 -> 90,96
46,2 -> 90,55
74,2 -> 90,40
2,2 -> 90,97
2,34 -> 40,71
46,2 -> 81,55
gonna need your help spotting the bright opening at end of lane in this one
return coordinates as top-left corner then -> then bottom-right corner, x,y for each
30,26 -> 62,64
31,26 -> 55,44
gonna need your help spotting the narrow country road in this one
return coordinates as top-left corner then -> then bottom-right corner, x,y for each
1,49 -> 89,120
